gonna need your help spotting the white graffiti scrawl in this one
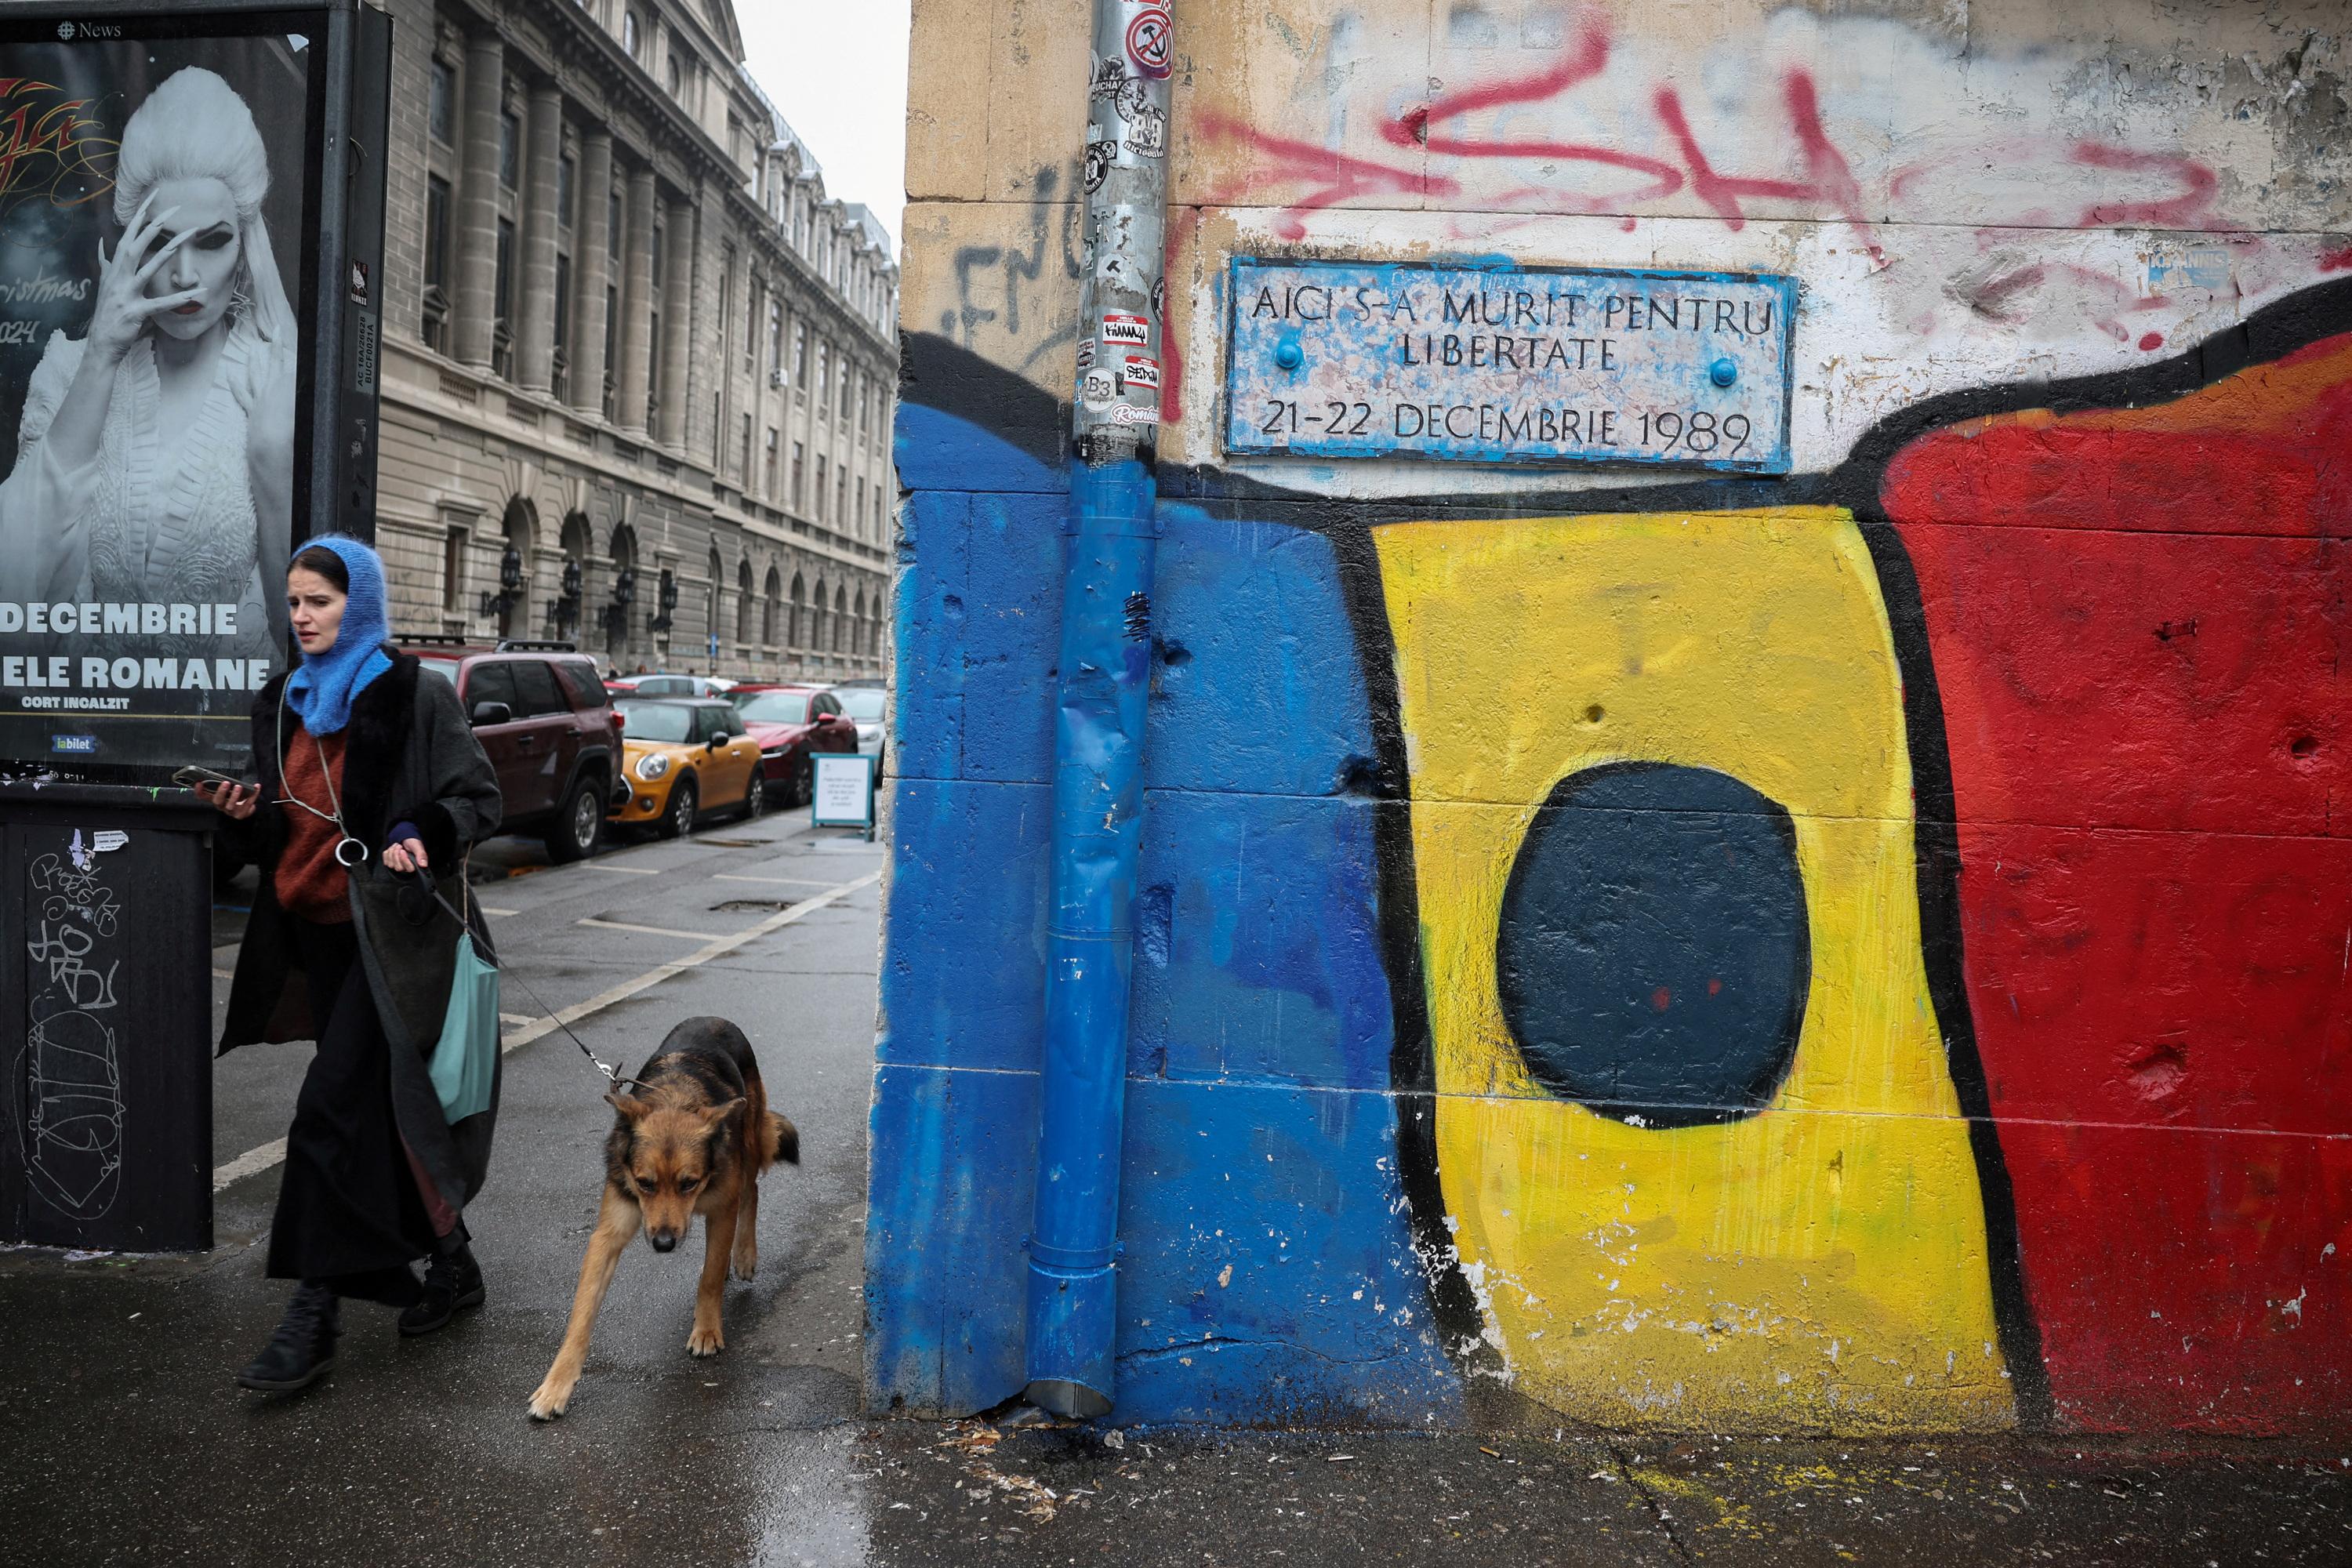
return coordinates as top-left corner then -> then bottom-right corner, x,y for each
22,836 -> 125,1221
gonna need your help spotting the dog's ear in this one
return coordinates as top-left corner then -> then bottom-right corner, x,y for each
605,1091 -> 651,1121
702,1096 -> 746,1133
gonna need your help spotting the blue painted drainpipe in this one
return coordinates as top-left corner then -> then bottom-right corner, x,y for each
1025,0 -> 1173,1420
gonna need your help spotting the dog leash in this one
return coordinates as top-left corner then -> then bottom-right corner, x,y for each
402,867 -> 648,1094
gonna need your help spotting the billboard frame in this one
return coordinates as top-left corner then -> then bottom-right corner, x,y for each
0,0 -> 390,787
0,1 -> 392,1254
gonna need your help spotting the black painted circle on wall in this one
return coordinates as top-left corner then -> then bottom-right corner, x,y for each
1496,763 -> 1810,1127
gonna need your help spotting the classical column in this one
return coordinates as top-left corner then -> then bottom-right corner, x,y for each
514,82 -> 561,394
656,199 -> 694,450
616,165 -> 655,436
452,32 -> 504,368
568,129 -> 612,417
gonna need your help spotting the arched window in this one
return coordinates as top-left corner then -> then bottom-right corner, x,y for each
706,547 -> 722,648
789,571 -> 806,647
735,558 -> 753,642
833,585 -> 848,652
607,524 -> 638,657
558,510 -> 593,641
763,566 -> 782,644
498,497 -> 535,639
811,578 -> 828,653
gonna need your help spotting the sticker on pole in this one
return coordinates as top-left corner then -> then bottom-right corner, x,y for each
1125,9 -> 1172,78
1102,312 -> 1150,347
1120,354 -> 1160,391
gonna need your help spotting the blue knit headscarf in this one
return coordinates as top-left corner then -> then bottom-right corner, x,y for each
283,535 -> 394,735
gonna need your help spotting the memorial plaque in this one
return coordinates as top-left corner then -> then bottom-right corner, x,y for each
1224,259 -> 1796,473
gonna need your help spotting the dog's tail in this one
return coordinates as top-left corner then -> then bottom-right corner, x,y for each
764,1111 -> 799,1167
736,1053 -> 799,1171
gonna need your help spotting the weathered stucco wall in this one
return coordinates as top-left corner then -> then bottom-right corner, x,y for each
872,0 -> 2351,1433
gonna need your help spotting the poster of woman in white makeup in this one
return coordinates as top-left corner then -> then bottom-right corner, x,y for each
0,27 -> 315,771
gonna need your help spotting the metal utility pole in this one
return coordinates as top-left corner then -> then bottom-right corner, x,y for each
1023,0 -> 1174,1419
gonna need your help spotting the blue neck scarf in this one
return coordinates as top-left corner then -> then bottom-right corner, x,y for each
283,535 -> 394,736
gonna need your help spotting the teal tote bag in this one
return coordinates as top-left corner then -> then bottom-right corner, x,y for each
429,930 -> 500,1123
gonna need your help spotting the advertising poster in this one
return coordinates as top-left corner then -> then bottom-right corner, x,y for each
0,13 -> 323,773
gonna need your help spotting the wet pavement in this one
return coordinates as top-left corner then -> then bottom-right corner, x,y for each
858,1420 -> 2352,1566
4,811 -> 2350,1565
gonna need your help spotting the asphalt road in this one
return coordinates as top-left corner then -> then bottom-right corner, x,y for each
2,811 -> 2348,1566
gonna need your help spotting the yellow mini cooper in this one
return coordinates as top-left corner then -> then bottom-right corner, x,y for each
608,697 -> 767,838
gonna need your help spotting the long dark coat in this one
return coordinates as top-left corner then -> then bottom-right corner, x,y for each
219,651 -> 506,1212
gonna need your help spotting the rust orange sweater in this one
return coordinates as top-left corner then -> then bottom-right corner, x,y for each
274,729 -> 352,924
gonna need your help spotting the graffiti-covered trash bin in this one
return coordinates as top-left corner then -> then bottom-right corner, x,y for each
2,785 -> 215,1253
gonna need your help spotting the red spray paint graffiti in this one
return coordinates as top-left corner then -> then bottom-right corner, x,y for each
1651,72 -> 1880,261
1195,17 -> 2227,248
1380,19 -> 1682,214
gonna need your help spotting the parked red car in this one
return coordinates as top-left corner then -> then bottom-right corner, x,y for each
728,684 -> 859,804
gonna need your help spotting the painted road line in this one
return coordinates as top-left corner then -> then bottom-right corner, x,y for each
576,916 -> 735,941
479,906 -> 520,918
212,968 -> 235,981
583,862 -> 662,875
212,869 -> 881,1192
211,1138 -> 288,1189
713,873 -> 841,888
501,870 -> 879,1054
499,1012 -> 538,1029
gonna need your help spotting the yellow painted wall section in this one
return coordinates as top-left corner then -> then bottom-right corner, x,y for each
1377,509 -> 2015,1431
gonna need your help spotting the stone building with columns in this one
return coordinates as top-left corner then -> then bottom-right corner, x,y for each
372,0 -> 895,681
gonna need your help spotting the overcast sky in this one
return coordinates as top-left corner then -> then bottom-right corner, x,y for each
737,1 -> 913,256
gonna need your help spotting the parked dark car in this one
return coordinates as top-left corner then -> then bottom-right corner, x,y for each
728,684 -> 859,804
405,637 -> 622,862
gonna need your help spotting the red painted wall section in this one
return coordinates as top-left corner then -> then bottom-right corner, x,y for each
1882,337 -> 2352,1433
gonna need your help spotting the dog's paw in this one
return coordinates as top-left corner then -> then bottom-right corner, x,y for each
730,1245 -> 757,1282
687,1322 -> 725,1357
527,1378 -> 572,1421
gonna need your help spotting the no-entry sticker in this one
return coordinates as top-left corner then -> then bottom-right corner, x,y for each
1126,9 -> 1172,78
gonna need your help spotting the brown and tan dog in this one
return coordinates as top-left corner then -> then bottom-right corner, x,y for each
528,1016 -> 797,1420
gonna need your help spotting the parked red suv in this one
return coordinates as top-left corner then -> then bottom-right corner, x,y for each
403,637 -> 623,861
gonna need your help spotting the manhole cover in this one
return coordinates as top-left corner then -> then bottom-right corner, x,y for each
711,898 -> 796,913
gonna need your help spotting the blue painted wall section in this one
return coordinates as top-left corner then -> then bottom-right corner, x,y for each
869,398 -> 1460,1424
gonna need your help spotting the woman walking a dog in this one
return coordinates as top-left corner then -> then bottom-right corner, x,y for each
198,535 -> 505,1392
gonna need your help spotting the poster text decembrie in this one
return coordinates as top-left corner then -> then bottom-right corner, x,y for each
3,600 -> 270,707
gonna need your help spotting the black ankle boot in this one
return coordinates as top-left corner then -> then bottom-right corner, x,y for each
238,1282 -> 339,1392
398,1240 -> 485,1337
